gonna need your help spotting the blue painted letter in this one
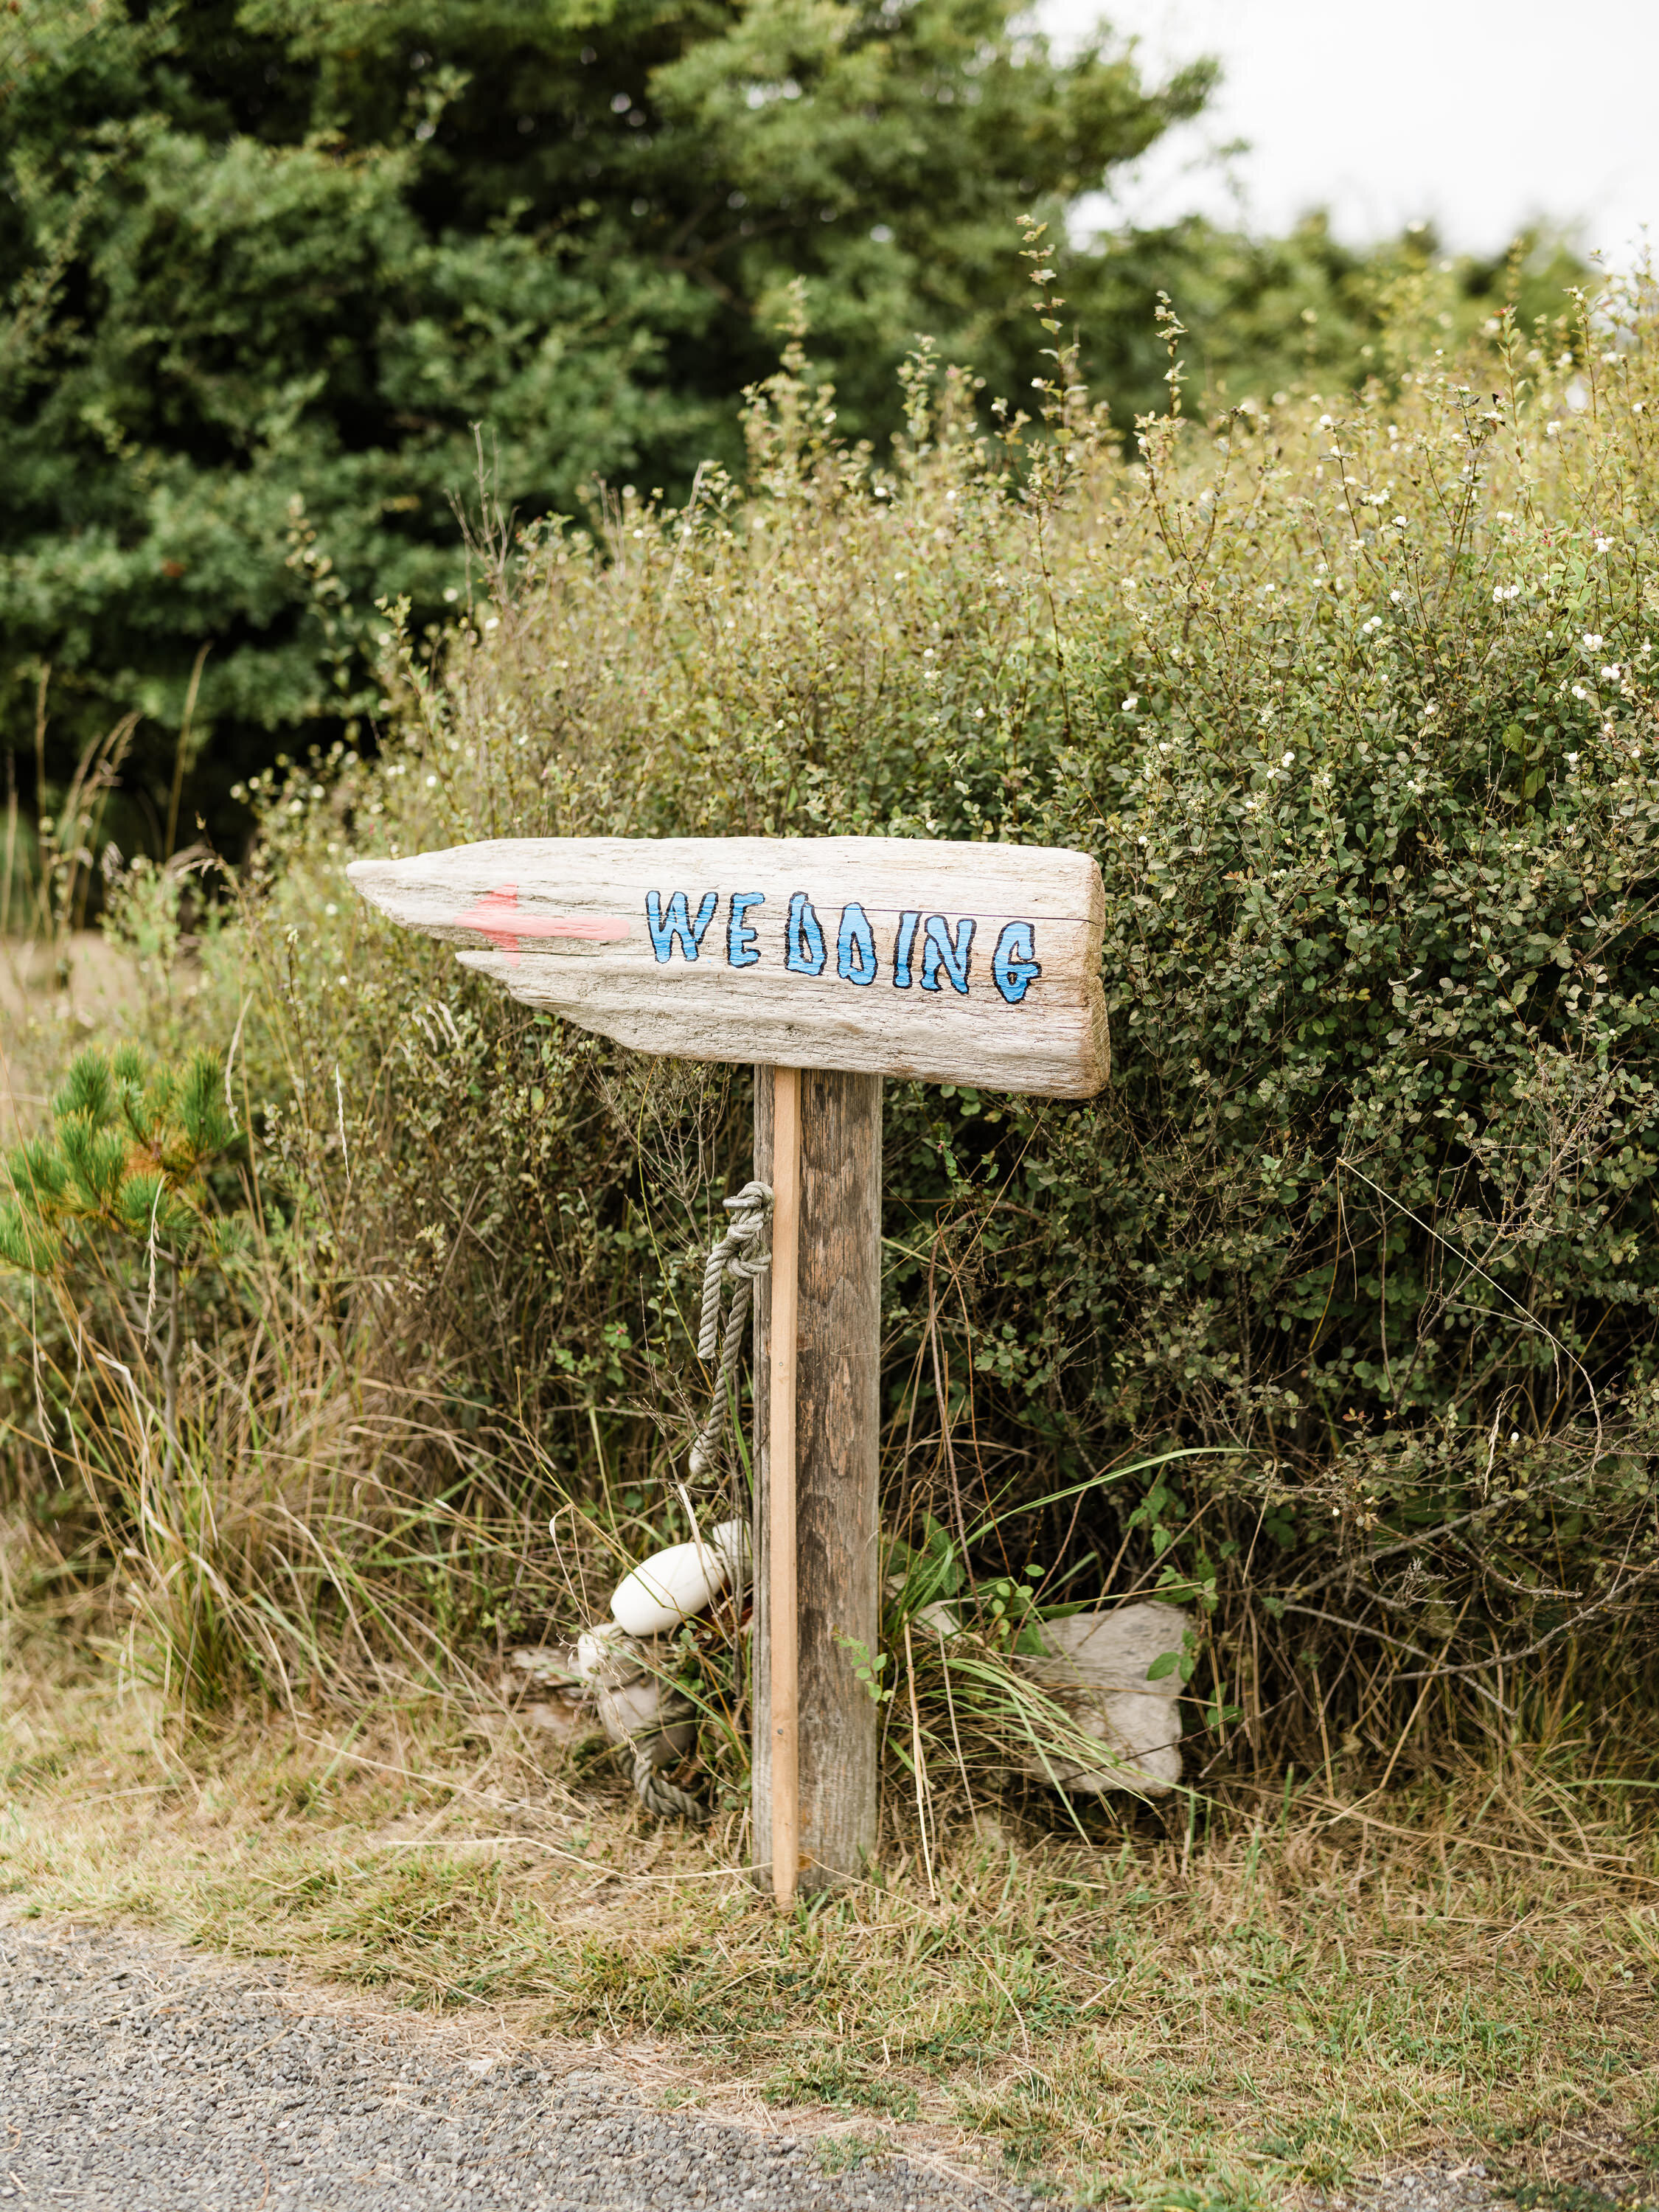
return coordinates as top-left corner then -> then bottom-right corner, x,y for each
991,920 -> 1041,1004
892,911 -> 920,990
836,902 -> 877,987
728,891 -> 765,967
646,889 -> 719,963
920,914 -> 975,995
785,891 -> 827,975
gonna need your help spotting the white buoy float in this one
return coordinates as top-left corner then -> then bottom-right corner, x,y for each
507,1518 -> 753,1820
608,1517 -> 749,1638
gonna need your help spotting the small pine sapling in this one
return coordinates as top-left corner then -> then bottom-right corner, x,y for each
0,1044 -> 251,1470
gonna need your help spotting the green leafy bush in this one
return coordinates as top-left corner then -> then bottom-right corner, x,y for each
9,261 -> 1659,1781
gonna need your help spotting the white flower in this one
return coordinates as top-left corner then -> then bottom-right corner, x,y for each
1121,696 -> 1139,712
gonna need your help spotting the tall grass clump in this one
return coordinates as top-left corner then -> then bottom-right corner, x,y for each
6,252 -> 1659,1819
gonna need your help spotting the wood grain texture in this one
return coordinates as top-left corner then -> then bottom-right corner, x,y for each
767,1066 -> 801,1909
751,1068 -> 776,1888
751,1066 -> 882,1892
348,835 -> 1107,1096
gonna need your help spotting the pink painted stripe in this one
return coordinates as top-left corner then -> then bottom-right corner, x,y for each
453,883 -> 633,964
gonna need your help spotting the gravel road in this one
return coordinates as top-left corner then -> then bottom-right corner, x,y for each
0,1921 -> 1040,2211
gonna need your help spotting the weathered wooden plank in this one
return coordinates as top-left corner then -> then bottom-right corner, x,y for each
767,1065 -> 801,1907
795,1066 -> 883,1884
348,835 -> 1107,1096
751,1066 -> 882,1892
751,1068 -> 776,1883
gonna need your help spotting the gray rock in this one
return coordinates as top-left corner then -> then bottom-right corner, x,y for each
1011,1601 -> 1189,1796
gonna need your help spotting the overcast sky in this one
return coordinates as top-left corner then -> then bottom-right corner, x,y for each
1037,0 -> 1659,264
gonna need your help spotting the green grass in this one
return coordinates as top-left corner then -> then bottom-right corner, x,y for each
813,2129 -> 897,2175
3,1640 -> 1655,2207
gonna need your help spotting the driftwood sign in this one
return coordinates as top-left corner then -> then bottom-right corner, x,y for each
347,835 -> 1109,1097
350,831 -> 1110,1906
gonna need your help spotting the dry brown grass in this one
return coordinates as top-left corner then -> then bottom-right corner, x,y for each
2,1632 -> 1655,2208
0,931 -> 137,1145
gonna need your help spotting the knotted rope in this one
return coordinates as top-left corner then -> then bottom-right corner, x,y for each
686,1179 -> 772,1482
633,1742 -> 708,1821
603,1181 -> 771,1823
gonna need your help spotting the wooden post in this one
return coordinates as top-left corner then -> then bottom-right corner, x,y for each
753,1065 -> 882,1896
766,1065 -> 801,1908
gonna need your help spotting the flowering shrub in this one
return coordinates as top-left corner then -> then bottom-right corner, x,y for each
14,265 -> 1659,1769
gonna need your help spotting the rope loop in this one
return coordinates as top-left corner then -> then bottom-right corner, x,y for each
616,1180 -> 769,1820
633,1745 -> 709,1822
686,1179 -> 771,1482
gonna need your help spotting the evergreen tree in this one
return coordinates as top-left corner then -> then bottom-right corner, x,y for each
0,0 -> 1210,844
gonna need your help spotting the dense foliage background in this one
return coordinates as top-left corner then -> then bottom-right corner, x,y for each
1,0 -> 1579,861
6,260 -> 1656,1800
